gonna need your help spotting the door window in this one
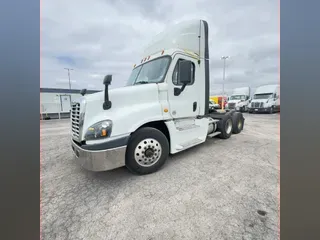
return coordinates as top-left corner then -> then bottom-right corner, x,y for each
172,59 -> 195,86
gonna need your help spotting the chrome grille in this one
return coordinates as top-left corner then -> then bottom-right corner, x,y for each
253,102 -> 264,108
71,103 -> 80,139
228,103 -> 236,109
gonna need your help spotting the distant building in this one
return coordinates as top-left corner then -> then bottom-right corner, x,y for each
40,88 -> 101,119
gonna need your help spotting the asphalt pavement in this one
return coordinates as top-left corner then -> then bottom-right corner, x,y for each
40,113 -> 280,240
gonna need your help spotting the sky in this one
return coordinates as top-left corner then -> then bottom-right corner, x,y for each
41,0 -> 279,96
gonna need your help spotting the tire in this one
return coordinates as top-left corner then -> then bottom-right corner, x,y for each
232,112 -> 244,134
125,127 -> 169,175
217,115 -> 233,139
269,106 -> 274,114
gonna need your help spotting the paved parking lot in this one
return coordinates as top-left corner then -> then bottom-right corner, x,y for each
40,113 -> 280,240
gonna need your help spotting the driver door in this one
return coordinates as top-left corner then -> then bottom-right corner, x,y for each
167,54 -> 200,119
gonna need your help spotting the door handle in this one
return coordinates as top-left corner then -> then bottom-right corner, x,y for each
193,102 -> 197,112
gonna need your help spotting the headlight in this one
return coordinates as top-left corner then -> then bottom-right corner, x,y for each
84,120 -> 112,141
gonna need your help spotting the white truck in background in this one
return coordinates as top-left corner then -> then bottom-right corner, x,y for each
70,20 -> 245,175
226,87 -> 251,112
248,84 -> 280,114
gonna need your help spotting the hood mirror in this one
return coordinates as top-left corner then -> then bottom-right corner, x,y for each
80,89 -> 87,96
103,75 -> 112,110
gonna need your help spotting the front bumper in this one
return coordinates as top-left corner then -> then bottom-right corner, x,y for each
248,107 -> 271,113
71,137 -> 128,172
228,105 -> 242,111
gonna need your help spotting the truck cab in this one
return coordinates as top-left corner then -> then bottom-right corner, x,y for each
225,87 -> 251,112
70,20 -> 245,175
248,84 -> 280,114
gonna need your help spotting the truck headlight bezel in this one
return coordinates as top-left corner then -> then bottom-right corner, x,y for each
84,120 -> 113,141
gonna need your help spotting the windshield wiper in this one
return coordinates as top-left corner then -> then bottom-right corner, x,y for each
135,81 -> 149,85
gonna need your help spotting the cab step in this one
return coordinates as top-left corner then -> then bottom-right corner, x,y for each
207,131 -> 221,138
176,137 -> 203,150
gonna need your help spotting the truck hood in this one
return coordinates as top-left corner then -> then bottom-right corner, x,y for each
84,83 -> 159,107
227,100 -> 243,104
81,83 -> 161,138
251,99 -> 270,103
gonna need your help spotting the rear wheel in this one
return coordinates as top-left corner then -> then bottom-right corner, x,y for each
125,127 -> 169,175
232,112 -> 244,134
217,115 -> 233,139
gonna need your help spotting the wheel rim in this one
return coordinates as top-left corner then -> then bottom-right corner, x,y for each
134,138 -> 162,167
237,119 -> 243,129
225,119 -> 232,134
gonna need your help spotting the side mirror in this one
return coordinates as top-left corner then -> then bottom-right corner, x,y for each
80,89 -> 87,96
178,60 -> 193,85
104,75 -> 112,85
174,60 -> 193,96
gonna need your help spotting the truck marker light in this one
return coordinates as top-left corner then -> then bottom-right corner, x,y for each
147,56 -> 150,60
161,50 -> 164,55
88,127 -> 94,131
101,129 -> 107,136
144,57 -> 147,62
133,64 -> 136,68
164,108 -> 168,113
141,59 -> 143,63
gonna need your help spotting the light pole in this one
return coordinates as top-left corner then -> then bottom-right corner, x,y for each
221,56 -> 229,110
64,68 -> 73,90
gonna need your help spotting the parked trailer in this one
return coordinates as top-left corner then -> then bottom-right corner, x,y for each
226,87 -> 251,112
70,20 -> 245,175
248,84 -> 280,114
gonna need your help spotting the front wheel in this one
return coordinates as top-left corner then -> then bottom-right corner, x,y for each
125,127 -> 169,175
269,106 -> 274,114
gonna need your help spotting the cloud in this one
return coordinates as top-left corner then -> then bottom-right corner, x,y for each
55,78 -> 76,84
41,0 -> 279,94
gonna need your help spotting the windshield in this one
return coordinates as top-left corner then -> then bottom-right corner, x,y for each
230,95 -> 245,100
126,56 -> 171,86
254,93 -> 272,99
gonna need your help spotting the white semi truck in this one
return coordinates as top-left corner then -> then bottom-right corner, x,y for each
226,87 -> 251,112
70,20 -> 245,175
248,84 -> 280,114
